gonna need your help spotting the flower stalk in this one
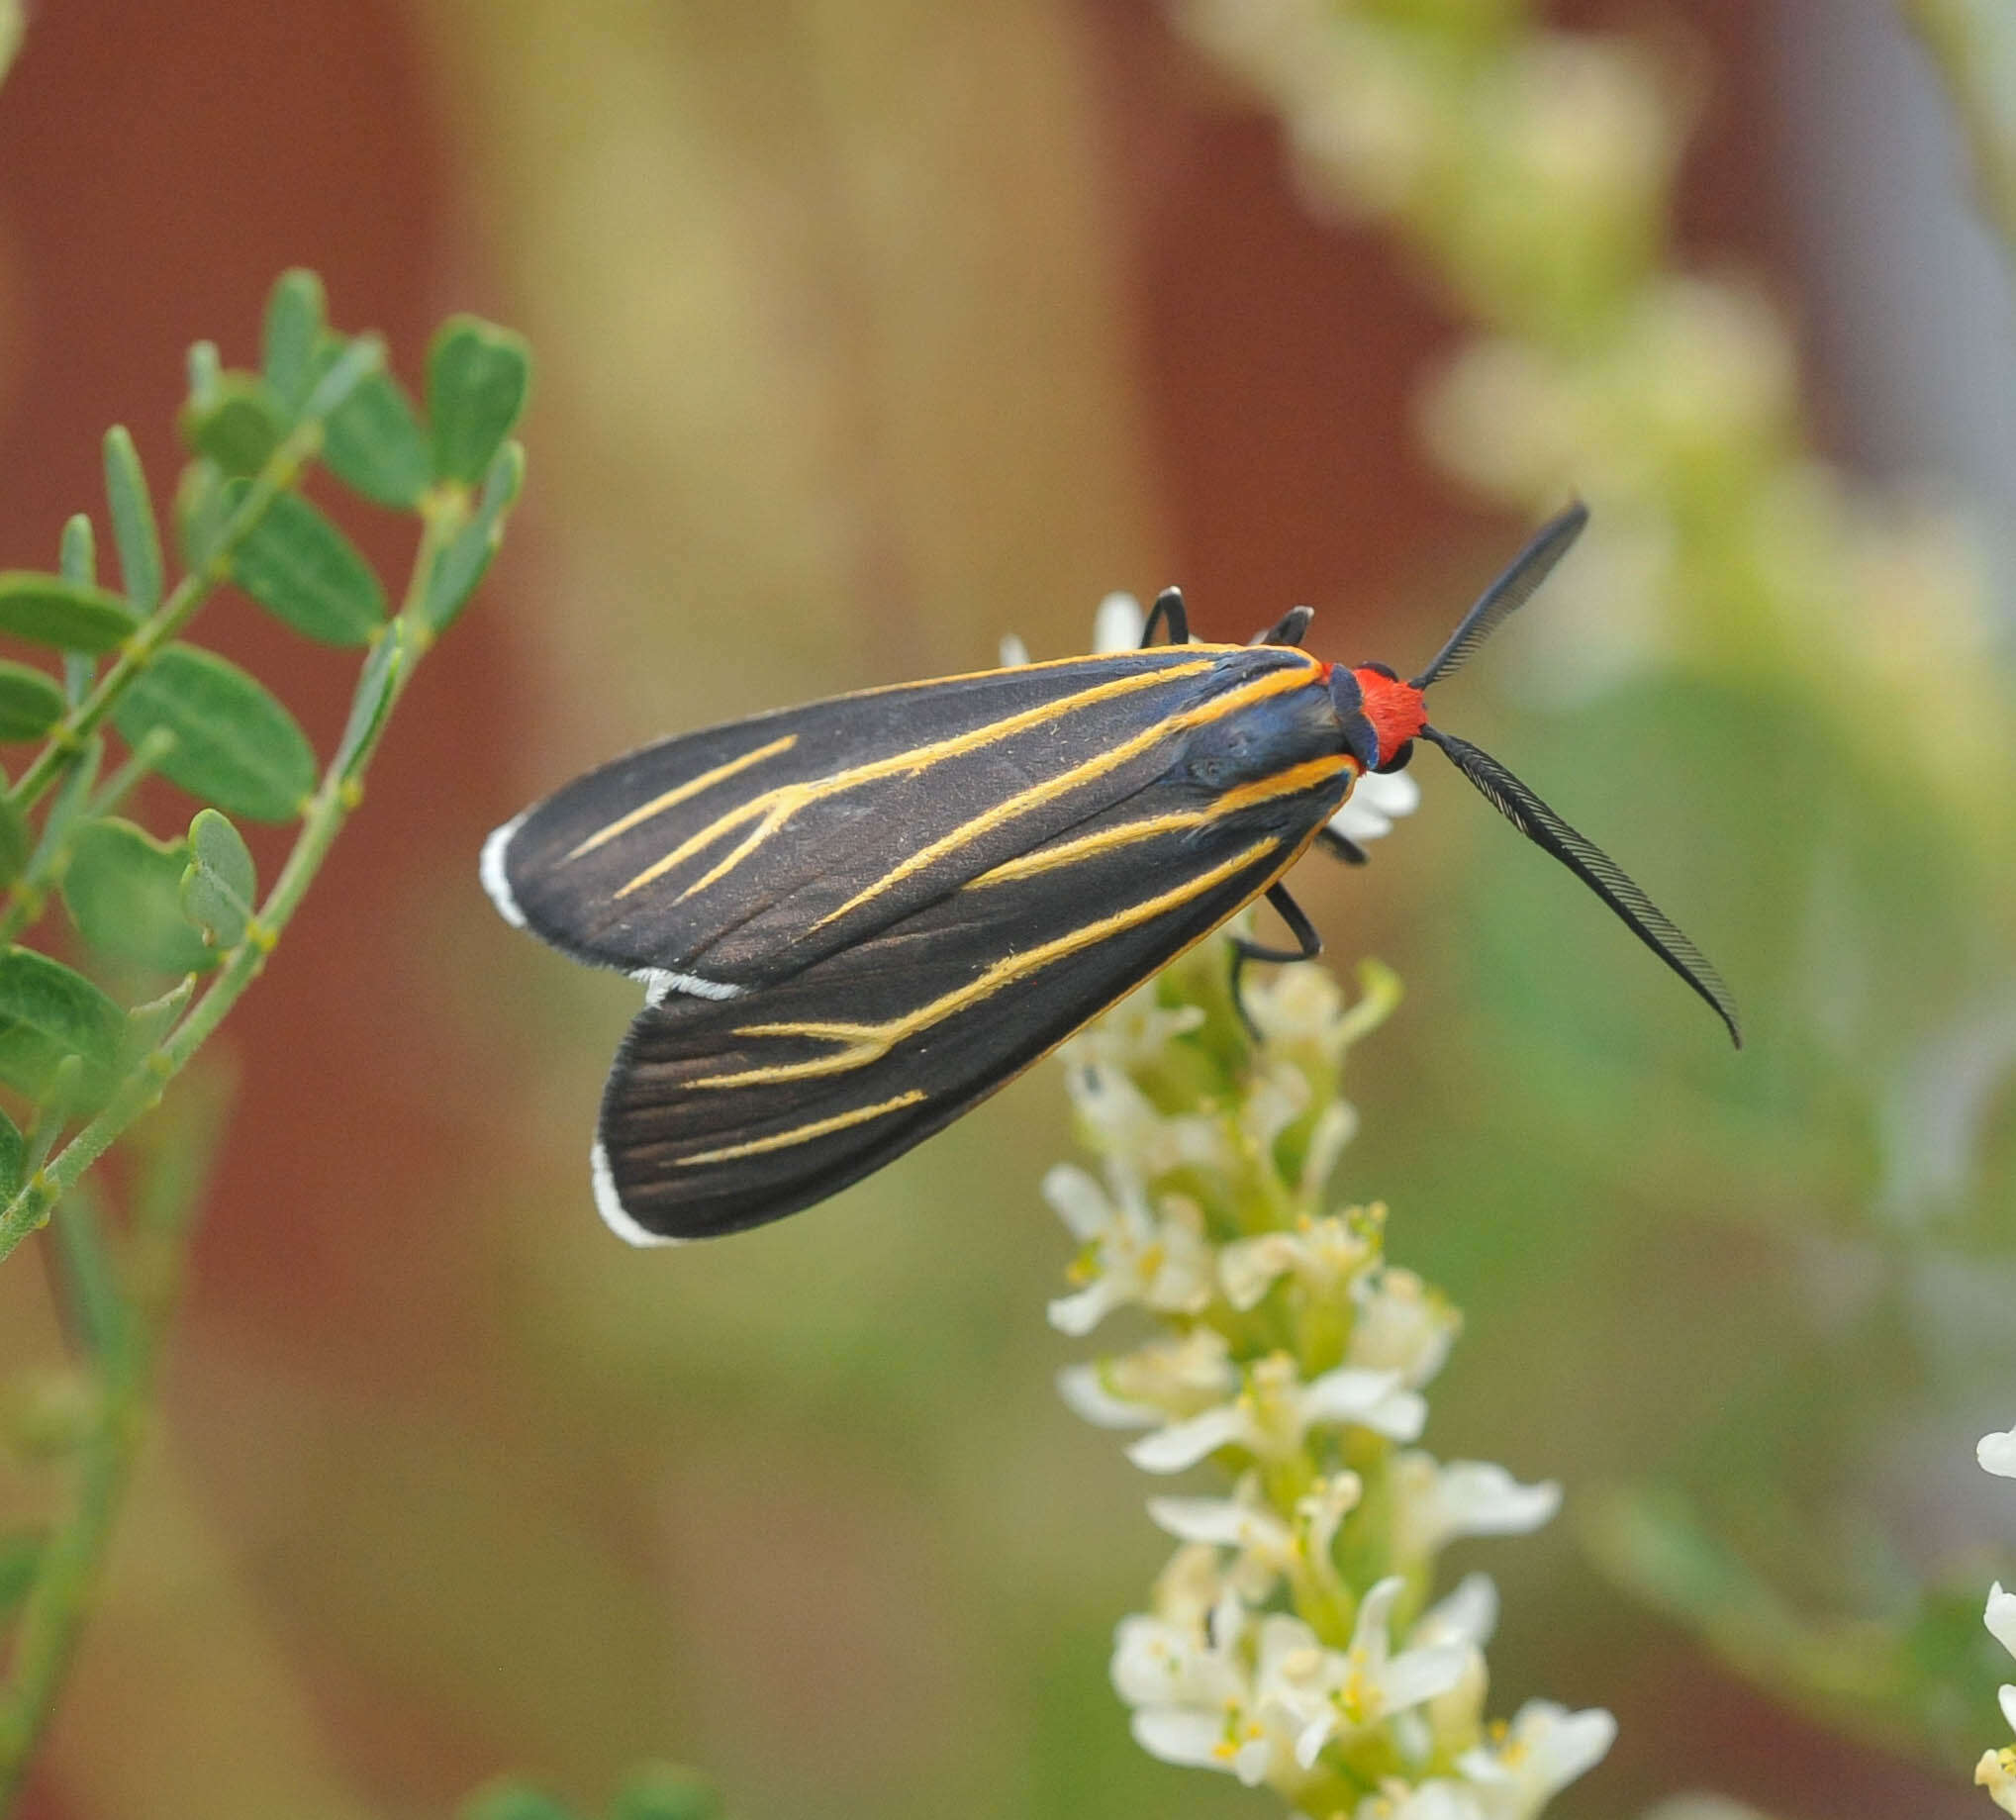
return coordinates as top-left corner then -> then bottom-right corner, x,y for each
1049,930 -> 1611,1817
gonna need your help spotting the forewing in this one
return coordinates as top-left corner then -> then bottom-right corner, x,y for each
593,769 -> 1345,1241
486,646 -> 1325,989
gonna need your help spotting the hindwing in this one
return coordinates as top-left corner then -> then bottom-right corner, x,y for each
592,757 -> 1351,1241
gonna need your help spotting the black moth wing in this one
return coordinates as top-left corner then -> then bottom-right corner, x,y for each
593,760 -> 1350,1242
490,646 -> 1322,991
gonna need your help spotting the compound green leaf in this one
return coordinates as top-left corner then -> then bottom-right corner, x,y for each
225,484 -> 385,645
102,426 -> 164,612
0,574 -> 138,653
0,947 -> 121,1102
324,365 -> 432,510
180,372 -> 285,478
0,663 -> 65,742
262,268 -> 327,414
428,317 -> 530,486
111,645 -> 315,822
420,441 -> 525,635
180,807 -> 255,950
62,818 -> 217,975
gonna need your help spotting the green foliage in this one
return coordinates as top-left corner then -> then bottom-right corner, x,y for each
0,575 -> 137,652
0,266 -> 528,1807
178,809 -> 255,951
224,487 -> 386,645
61,819 -> 217,976
429,315 -> 533,486
0,666 -> 63,744
111,645 -> 316,821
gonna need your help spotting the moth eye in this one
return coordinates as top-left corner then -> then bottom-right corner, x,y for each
1374,739 -> 1414,775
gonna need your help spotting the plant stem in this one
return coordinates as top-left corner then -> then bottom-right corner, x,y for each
0,483 -> 454,1268
0,1082 -> 224,1803
0,485 -> 461,1796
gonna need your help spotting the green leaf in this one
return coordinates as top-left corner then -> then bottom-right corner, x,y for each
421,441 -> 525,635
0,947 -> 121,1102
0,574 -> 139,653
174,457 -> 231,573
179,372 -> 285,478
180,808 -> 255,949
428,317 -> 530,486
29,738 -> 100,876
122,976 -> 194,1062
0,663 -> 64,742
0,1106 -> 21,1200
335,622 -> 407,779
0,797 -> 29,891
324,365 -> 432,510
224,484 -> 386,645
0,1529 -> 43,1618
62,818 -> 217,975
262,268 -> 326,414
102,427 -> 164,612
58,512 -> 95,587
608,1768 -> 720,1820
111,645 -> 315,823
459,1783 -> 579,1820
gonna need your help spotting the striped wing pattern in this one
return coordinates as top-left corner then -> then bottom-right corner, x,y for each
495,645 -> 1327,987
596,768 -> 1348,1240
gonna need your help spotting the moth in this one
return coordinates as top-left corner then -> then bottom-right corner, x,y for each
483,503 -> 1738,1244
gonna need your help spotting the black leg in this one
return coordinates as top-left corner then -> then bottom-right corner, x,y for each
1248,605 -> 1313,648
1315,825 -> 1369,866
1228,881 -> 1324,1038
1140,587 -> 1189,648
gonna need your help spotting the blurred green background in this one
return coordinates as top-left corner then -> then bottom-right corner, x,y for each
1,3 -> 2012,1817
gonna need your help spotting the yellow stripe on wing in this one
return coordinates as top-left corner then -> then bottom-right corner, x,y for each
669,1091 -> 928,1167
686,836 -> 1283,1091
564,734 -> 799,861
610,655 -> 1231,902
964,752 -> 1358,888
803,664 -> 1330,931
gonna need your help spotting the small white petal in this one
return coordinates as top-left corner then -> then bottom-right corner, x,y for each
1345,1575 -> 1406,1666
1300,1366 -> 1426,1441
1229,1735 -> 1274,1785
1129,1403 -> 1251,1474
998,632 -> 1031,667
1412,1572 -> 1500,1652
1041,1163 -> 1112,1240
1330,767 -> 1421,842
1294,1709 -> 1337,1770
1129,1706 -> 1230,1773
1147,1493 -> 1277,1549
1981,1427 -> 2016,1478
1988,1582 -> 2016,1660
1046,1282 -> 1118,1336
1433,1462 -> 1562,1537
1462,1700 -> 1616,1799
2001,1682 -> 2016,1734
1093,591 -> 1148,654
1377,1641 -> 1473,1713
1056,1365 -> 1159,1429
